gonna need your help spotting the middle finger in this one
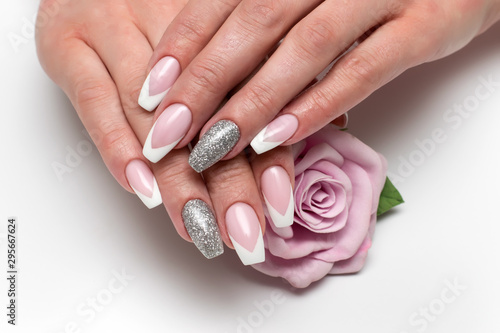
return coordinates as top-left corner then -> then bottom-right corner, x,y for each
143,0 -> 322,164
189,0 -> 400,171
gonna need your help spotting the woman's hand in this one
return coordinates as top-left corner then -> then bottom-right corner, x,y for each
141,0 -> 500,172
35,0 -> 298,265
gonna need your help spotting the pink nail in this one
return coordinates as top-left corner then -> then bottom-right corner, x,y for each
250,114 -> 298,154
226,203 -> 265,265
125,160 -> 162,209
138,56 -> 181,111
143,104 -> 192,163
261,166 -> 294,228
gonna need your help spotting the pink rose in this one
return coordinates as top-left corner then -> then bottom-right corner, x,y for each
252,125 -> 387,288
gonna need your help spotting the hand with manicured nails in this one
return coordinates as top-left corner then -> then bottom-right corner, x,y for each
35,0 -> 308,266
142,0 -> 500,172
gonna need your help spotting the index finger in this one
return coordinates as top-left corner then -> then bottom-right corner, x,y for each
138,0 -> 241,111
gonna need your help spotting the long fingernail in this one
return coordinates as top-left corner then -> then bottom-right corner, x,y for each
182,199 -> 224,259
261,166 -> 294,228
226,203 -> 265,265
143,103 -> 192,163
332,113 -> 349,129
250,114 -> 298,154
125,160 -> 162,209
188,120 -> 240,173
138,56 -> 181,112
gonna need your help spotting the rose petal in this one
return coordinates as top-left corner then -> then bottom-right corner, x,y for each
254,127 -> 389,288
311,183 -> 341,218
305,126 -> 387,210
252,251 -> 334,288
308,160 -> 353,210
311,190 -> 331,207
294,143 -> 344,176
264,223 -> 337,260
329,231 -> 373,274
295,170 -> 349,232
314,161 -> 374,262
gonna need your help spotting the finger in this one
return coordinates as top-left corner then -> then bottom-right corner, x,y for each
153,147 -> 224,258
274,17 -> 427,145
86,16 -> 155,136
189,0 -> 397,171
143,0 -> 321,163
87,19 -> 225,256
203,153 -> 266,266
250,146 -> 295,229
137,0 -> 242,111
38,34 -> 164,209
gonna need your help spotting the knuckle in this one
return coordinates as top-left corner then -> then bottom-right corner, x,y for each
340,50 -> 381,87
35,9 -> 69,65
308,87 -> 336,118
155,154 -> 191,189
205,160 -> 252,195
98,123 -> 132,157
172,15 -> 207,50
239,0 -> 286,30
295,17 -> 336,55
187,55 -> 228,95
74,80 -> 116,109
240,81 -> 278,116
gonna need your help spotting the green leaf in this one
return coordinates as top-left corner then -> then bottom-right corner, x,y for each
377,177 -> 404,216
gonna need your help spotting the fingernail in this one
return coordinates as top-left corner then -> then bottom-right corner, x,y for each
125,160 -> 162,209
188,120 -> 240,173
250,114 -> 298,154
226,203 -> 265,265
138,56 -> 181,111
143,103 -> 192,163
182,199 -> 224,259
261,166 -> 294,228
332,113 -> 349,129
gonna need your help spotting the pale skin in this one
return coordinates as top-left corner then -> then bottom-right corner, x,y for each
150,0 -> 500,161
35,0 -> 295,250
36,0 -> 500,252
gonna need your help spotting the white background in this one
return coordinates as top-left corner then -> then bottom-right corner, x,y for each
1,1 -> 499,333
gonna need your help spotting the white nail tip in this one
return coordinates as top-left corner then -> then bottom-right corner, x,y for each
250,130 -> 284,155
143,121 -> 181,163
229,229 -> 265,266
138,74 -> 169,112
264,186 -> 294,228
130,180 -> 162,209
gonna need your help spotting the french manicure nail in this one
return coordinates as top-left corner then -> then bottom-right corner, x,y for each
261,166 -> 294,228
125,160 -> 162,209
250,114 -> 298,154
188,120 -> 240,173
138,56 -> 181,112
182,199 -> 224,259
226,203 -> 265,265
143,103 -> 192,163
332,113 -> 349,129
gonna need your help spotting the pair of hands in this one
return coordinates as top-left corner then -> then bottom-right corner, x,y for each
36,0 -> 500,263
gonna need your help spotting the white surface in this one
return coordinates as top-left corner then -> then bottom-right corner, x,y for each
1,2 -> 499,332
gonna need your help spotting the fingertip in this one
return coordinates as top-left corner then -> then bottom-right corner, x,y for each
125,159 -> 163,209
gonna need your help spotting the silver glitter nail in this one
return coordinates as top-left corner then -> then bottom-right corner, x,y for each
188,120 -> 240,173
182,199 -> 224,259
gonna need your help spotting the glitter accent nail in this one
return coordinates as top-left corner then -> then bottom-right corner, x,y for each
188,120 -> 240,173
182,199 -> 224,259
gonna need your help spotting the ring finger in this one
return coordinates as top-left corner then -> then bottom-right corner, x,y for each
87,16 -> 225,257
